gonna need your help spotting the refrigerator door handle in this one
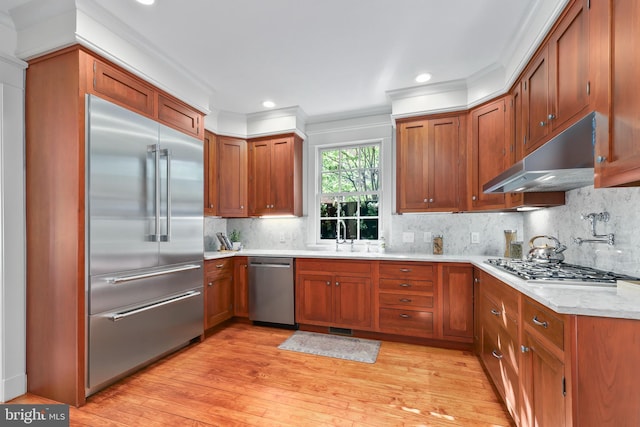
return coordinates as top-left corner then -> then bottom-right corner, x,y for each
110,290 -> 201,321
147,144 -> 161,242
160,148 -> 171,242
106,264 -> 202,284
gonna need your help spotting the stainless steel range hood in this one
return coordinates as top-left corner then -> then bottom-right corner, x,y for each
483,112 -> 596,193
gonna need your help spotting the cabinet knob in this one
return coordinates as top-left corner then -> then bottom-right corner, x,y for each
596,155 -> 607,163
539,121 -> 547,127
548,113 -> 556,120
490,309 -> 501,316
521,345 -> 530,353
335,282 -> 340,286
326,281 -> 331,286
429,198 -> 434,203
423,198 -> 428,203
208,282 -> 213,287
474,277 -> 479,283
209,204 -> 213,208
240,205 -> 244,209
472,196 -> 477,201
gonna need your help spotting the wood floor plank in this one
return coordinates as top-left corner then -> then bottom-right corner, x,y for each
10,322 -> 512,426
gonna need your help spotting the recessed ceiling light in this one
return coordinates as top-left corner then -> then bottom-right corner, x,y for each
415,73 -> 432,83
262,100 -> 276,108
136,0 -> 155,5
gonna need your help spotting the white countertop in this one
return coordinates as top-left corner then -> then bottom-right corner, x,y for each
204,249 -> 640,320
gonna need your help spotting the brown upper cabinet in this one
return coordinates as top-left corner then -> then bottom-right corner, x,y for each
217,136 -> 248,217
204,131 -> 218,215
396,114 -> 465,213
468,97 -> 509,210
593,0 -> 640,187
248,133 -> 303,216
88,51 -> 204,140
521,0 -> 590,156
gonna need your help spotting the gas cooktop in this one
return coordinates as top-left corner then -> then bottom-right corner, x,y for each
485,258 -> 640,286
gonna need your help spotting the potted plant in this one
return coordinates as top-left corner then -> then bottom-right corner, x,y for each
229,229 -> 242,251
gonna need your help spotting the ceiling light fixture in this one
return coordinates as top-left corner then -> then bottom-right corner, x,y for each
136,0 -> 155,5
262,100 -> 276,108
415,73 -> 432,83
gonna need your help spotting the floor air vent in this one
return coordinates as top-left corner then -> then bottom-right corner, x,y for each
329,327 -> 353,336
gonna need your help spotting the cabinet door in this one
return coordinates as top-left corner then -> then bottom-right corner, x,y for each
334,275 -> 371,328
270,137 -> 294,215
233,257 -> 249,317
158,94 -> 202,139
520,331 -> 567,427
396,120 -> 430,212
441,264 -> 473,341
204,131 -> 217,215
429,116 -> 460,211
548,0 -> 590,133
523,48 -> 550,154
205,274 -> 233,329
469,98 -> 507,210
248,140 -> 272,216
594,0 -> 640,187
91,59 -> 155,117
218,136 -> 248,217
296,273 -> 333,324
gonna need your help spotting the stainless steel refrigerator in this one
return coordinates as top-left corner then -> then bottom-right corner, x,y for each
85,95 -> 204,395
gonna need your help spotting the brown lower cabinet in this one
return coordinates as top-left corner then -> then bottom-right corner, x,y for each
233,256 -> 249,318
296,258 -> 373,329
204,259 -> 234,329
294,259 -> 474,347
475,268 -> 640,427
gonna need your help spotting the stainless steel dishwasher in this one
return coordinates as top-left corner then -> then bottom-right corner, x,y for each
248,257 -> 296,327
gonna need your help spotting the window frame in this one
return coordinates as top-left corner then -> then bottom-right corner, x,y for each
315,139 -> 382,243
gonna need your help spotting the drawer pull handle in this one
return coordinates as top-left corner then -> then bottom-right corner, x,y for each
490,309 -> 501,316
491,350 -> 503,360
399,283 -> 412,288
216,264 -> 224,269
400,268 -> 412,273
399,298 -> 412,303
532,316 -> 549,328
399,314 -> 411,319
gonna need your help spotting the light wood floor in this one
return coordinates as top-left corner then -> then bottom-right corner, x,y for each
12,322 -> 512,426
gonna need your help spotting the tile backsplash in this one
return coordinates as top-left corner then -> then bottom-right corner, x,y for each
204,186 -> 640,277
523,185 -> 640,277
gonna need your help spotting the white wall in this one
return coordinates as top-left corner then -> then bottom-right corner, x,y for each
0,53 -> 27,402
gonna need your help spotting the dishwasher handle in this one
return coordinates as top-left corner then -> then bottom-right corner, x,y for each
249,262 -> 292,268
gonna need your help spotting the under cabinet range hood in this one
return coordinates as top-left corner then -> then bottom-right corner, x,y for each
483,112 -> 596,193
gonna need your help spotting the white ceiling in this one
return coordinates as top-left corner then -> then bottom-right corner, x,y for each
3,0 -> 557,120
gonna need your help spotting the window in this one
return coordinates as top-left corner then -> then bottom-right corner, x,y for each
319,143 -> 380,241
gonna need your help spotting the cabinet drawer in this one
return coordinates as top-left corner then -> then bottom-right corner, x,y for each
481,327 -> 519,416
296,258 -> 372,276
379,292 -> 433,309
205,259 -> 233,280
379,308 -> 434,336
483,274 -> 519,318
379,262 -> 434,280
379,278 -> 434,292
480,292 -> 518,340
523,298 -> 564,350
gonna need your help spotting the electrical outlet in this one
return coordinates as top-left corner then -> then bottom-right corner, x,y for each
471,232 -> 480,244
402,232 -> 414,243
424,231 -> 432,243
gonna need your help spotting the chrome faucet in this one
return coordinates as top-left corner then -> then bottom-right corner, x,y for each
335,220 -> 354,251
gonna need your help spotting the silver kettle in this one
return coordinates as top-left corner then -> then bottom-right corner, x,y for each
526,235 -> 567,263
